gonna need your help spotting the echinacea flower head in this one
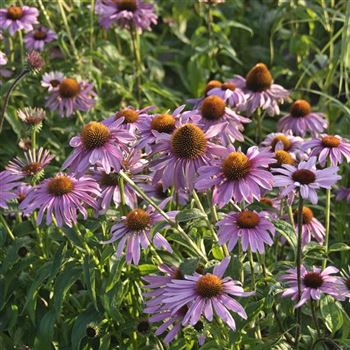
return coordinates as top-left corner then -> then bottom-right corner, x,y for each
273,157 -> 340,204
261,132 -> 302,153
0,5 -> 39,36
278,100 -> 328,137
0,171 -> 22,209
272,150 -> 295,168
92,150 -> 148,211
193,95 -> 250,144
280,265 -> 344,307
6,147 -> 53,177
41,71 -> 64,91
217,210 -> 275,253
17,107 -> 45,126
196,146 -> 275,206
335,187 -> 350,204
103,206 -> 177,265
19,173 -> 100,227
151,122 -> 226,190
104,105 -> 154,135
24,26 -> 57,51
63,119 -> 134,177
26,50 -> 45,72
292,206 -> 325,246
339,268 -> 350,299
95,0 -> 157,32
302,134 -> 350,167
15,184 -> 32,204
45,76 -> 96,117
162,257 -> 253,331
232,63 -> 289,116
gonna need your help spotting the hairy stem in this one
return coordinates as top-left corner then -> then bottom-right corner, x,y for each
322,188 -> 331,269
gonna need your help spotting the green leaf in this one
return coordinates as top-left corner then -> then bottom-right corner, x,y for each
273,220 -> 297,252
320,296 -> 344,333
179,258 -> 199,276
33,310 -> 56,350
329,242 -> 350,252
176,208 -> 206,223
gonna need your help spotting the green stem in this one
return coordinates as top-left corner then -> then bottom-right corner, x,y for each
238,243 -> 244,284
322,188 -> 331,269
310,300 -> 327,350
0,69 -> 30,134
0,214 -> 15,240
295,193 -> 304,348
118,176 -> 127,215
119,170 -> 208,262
255,108 -> 262,144
130,25 -> 142,103
31,126 -> 37,151
248,249 -> 256,290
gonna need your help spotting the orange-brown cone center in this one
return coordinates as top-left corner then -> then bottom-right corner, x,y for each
48,175 -> 74,196
222,82 -> 236,91
81,122 -> 111,150
321,135 -> 340,148
260,197 -> 273,207
34,30 -> 47,40
114,0 -> 138,11
294,206 -> 314,225
205,80 -> 222,95
245,63 -> 273,92
126,208 -> 151,231
292,169 -> 315,185
274,150 -> 294,166
151,114 -> 176,134
115,108 -> 139,124
290,100 -> 311,118
303,272 -> 323,289
171,123 -> 207,159
22,162 -> 42,176
7,6 -> 23,20
271,135 -> 292,151
237,210 -> 260,228
201,95 -> 226,121
59,78 -> 81,98
195,274 -> 223,298
222,152 -> 251,180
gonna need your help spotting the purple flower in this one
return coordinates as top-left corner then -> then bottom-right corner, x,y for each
335,187 -> 350,204
92,150 -> 148,211
137,105 -> 185,153
26,50 -> 44,71
217,210 -> 275,253
24,26 -> 57,51
102,206 -> 177,265
207,81 -> 247,109
292,206 -> 325,246
189,95 -> 251,144
103,105 -> 154,135
280,265 -> 344,307
232,63 -> 289,116
6,147 -> 53,177
278,100 -> 328,137
95,0 -> 157,32
19,173 -> 100,227
302,134 -> 350,166
195,146 -> 275,207
261,131 -> 303,153
15,184 -> 32,204
162,257 -> 253,330
63,119 -> 134,177
45,77 -> 96,117
150,122 -> 226,190
41,71 -> 64,91
273,157 -> 340,204
0,171 -> 23,209
0,5 -> 39,36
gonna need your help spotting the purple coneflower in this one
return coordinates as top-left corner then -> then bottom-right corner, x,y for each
103,105 -> 154,135
272,150 -> 296,168
0,5 -> 38,36
92,150 -> 147,211
137,105 -> 185,152
151,122 -> 226,190
19,173 -> 100,227
45,76 -> 96,117
335,187 -> 350,204
17,107 -> 45,126
6,148 -> 53,177
232,63 -> 289,116
103,206 -> 177,265
207,81 -> 246,109
162,257 -> 253,330
280,265 -> 344,307
95,0 -> 157,32
195,146 -> 275,206
217,210 -> 275,253
191,95 -> 250,144
24,26 -> 57,51
273,156 -> 340,204
63,119 -> 134,177
0,171 -> 22,209
292,207 -> 325,246
302,134 -> 350,167
41,71 -> 64,91
15,184 -> 32,204
278,100 -> 328,136
261,132 -> 302,153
